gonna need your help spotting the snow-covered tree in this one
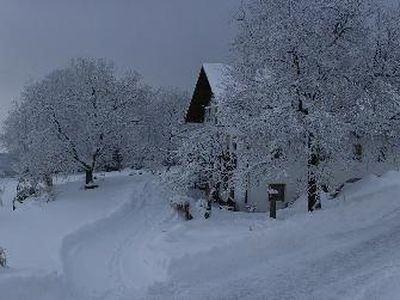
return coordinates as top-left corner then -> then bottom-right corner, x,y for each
2,58 -> 150,188
171,125 -> 224,192
122,87 -> 189,170
167,122 -> 237,212
363,6 -> 400,163
150,88 -> 190,168
223,0 -> 400,211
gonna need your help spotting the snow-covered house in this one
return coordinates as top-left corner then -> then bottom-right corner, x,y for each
185,63 -> 226,125
185,63 -> 290,212
185,63 -> 396,213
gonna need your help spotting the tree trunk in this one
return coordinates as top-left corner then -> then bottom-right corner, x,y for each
85,168 -> 98,189
308,135 -> 321,212
270,199 -> 277,219
85,169 -> 93,185
44,174 -> 53,188
307,172 -> 321,212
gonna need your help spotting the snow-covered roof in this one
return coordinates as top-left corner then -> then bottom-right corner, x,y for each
202,63 -> 231,97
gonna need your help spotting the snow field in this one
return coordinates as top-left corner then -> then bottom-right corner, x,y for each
1,171 -> 400,299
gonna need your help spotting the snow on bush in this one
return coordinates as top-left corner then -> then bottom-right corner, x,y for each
0,247 -> 6,268
170,196 -> 193,221
13,178 -> 36,210
13,177 -> 54,210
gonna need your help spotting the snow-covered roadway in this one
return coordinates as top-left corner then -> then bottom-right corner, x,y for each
2,171 -> 400,299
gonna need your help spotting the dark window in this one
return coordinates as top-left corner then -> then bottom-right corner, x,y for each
378,146 -> 387,162
271,147 -> 283,159
353,144 -> 363,161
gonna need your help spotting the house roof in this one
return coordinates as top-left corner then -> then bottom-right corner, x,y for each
202,63 -> 230,97
185,63 -> 230,123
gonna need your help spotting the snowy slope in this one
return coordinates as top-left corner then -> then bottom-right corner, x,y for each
149,173 -> 400,299
1,171 -> 400,299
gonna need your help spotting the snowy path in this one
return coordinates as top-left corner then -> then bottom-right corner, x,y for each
61,177 -> 171,300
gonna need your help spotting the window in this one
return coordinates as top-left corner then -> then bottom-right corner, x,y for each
204,106 -> 212,123
353,144 -> 363,161
271,147 -> 283,159
226,135 -> 231,151
204,104 -> 219,125
378,146 -> 387,162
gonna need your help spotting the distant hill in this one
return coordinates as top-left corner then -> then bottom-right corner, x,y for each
0,153 -> 16,177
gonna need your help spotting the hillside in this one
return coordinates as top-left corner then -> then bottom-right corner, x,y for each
0,171 -> 400,299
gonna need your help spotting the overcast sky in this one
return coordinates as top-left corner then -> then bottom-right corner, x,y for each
0,0 -> 241,126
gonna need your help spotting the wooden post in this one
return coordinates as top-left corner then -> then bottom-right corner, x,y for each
270,198 -> 277,219
268,184 -> 285,219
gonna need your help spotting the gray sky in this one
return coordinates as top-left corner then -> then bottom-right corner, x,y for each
0,0 -> 241,126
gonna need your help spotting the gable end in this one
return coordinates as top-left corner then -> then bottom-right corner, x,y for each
185,67 -> 213,123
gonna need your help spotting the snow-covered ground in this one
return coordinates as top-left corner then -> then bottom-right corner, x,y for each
1,171 -> 400,299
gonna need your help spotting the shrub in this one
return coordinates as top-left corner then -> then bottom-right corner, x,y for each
0,248 -> 6,268
171,200 -> 193,221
